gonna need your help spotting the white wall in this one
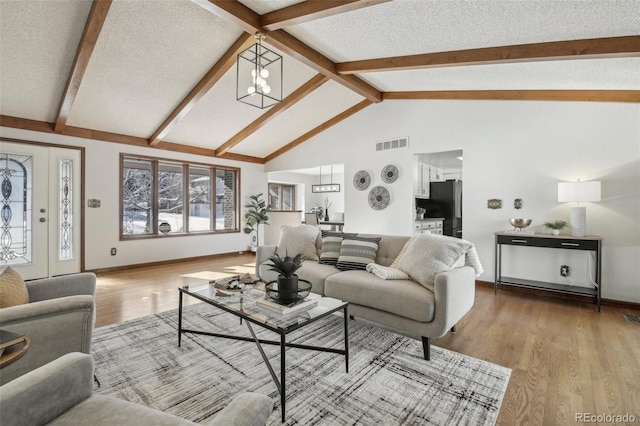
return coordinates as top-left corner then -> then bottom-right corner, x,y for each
266,100 -> 640,303
0,127 -> 267,270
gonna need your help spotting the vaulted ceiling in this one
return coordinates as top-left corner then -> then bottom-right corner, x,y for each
1,0 -> 639,164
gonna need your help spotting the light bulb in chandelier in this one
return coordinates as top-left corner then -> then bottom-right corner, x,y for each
247,86 -> 256,95
263,85 -> 271,94
251,69 -> 257,78
259,68 -> 269,79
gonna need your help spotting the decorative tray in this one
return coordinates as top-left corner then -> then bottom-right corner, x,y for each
212,274 -> 264,295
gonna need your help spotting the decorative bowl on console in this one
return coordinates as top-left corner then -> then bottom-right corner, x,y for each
509,218 -> 532,231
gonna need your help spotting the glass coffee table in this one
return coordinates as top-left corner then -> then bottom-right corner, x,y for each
178,282 -> 349,423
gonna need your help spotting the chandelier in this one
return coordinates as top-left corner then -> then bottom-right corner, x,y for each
236,32 -> 283,109
312,165 -> 340,193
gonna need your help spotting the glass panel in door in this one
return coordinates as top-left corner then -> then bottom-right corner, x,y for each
0,143 -> 49,279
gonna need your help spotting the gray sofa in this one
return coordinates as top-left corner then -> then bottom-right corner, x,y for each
0,273 -> 96,385
0,352 -> 273,426
256,234 -> 476,360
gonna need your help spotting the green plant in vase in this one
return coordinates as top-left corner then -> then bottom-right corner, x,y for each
544,220 -> 568,235
268,252 -> 304,304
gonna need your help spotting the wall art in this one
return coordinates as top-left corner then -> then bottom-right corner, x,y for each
353,170 -> 371,191
381,164 -> 399,184
514,198 -> 523,209
487,199 -> 502,209
368,186 -> 390,210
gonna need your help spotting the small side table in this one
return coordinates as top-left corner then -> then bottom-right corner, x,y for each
0,337 -> 31,369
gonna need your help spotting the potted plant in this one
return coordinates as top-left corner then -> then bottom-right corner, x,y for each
544,220 -> 568,235
416,207 -> 426,220
268,252 -> 304,304
243,193 -> 272,251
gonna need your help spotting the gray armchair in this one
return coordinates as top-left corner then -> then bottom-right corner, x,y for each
0,273 -> 96,385
0,352 -> 273,426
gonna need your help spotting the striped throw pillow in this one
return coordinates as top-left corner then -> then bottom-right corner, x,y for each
336,236 -> 381,271
319,231 -> 357,266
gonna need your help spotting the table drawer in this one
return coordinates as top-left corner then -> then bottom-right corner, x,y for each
497,235 -> 599,250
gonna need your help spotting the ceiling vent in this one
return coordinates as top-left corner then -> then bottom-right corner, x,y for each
376,137 -> 408,152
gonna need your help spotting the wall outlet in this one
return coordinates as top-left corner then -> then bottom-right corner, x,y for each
111,247 -> 117,256
560,265 -> 569,277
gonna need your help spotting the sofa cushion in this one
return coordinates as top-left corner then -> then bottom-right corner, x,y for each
324,270 -> 435,323
0,266 -> 29,308
319,231 -> 358,266
336,237 -> 381,271
391,233 -> 472,291
276,225 -> 320,261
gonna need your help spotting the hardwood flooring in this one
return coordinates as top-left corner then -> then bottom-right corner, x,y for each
94,255 -> 640,425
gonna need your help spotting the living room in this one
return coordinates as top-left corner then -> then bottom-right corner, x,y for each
1,1 -> 639,425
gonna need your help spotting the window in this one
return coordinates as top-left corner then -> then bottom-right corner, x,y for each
268,183 -> 295,211
121,155 -> 239,239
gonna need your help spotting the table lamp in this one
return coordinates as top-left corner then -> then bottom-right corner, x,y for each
557,180 -> 601,237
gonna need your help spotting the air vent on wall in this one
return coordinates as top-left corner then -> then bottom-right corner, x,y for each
376,137 -> 408,152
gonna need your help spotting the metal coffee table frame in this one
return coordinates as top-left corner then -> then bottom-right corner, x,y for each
178,287 -> 349,423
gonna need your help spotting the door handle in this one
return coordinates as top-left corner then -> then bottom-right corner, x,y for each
40,208 -> 46,213
39,217 -> 46,222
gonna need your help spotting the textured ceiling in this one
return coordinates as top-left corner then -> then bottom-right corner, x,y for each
0,0 -> 638,163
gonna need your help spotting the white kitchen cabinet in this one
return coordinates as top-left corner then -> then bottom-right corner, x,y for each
415,162 -> 430,197
430,166 -> 444,182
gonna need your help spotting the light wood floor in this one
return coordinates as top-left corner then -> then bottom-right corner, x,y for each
94,254 -> 640,425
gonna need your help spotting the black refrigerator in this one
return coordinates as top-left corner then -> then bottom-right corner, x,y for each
420,180 -> 462,238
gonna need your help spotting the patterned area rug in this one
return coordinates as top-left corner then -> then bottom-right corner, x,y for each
92,302 -> 510,425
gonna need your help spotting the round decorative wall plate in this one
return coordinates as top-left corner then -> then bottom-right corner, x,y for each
353,170 -> 371,191
368,186 -> 390,210
381,164 -> 399,183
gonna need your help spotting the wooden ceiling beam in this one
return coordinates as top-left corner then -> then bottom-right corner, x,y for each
383,90 -> 640,103
337,36 -> 640,74
216,74 -> 329,156
191,0 -> 260,34
266,30 -> 382,102
0,115 -> 265,162
54,0 -> 112,133
192,0 -> 382,103
148,33 -> 254,147
261,0 -> 391,31
263,99 -> 372,162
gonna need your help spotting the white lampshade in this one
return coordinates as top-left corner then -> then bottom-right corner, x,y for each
557,180 -> 601,237
558,181 -> 601,202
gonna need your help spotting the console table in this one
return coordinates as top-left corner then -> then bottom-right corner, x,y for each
494,232 -> 602,311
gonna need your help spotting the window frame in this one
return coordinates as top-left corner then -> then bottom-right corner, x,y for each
120,153 -> 240,240
268,183 -> 296,211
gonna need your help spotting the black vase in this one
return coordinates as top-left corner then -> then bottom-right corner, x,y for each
324,209 -> 329,221
277,275 -> 299,304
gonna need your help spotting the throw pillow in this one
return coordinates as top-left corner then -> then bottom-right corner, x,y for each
392,233 -> 472,292
319,231 -> 358,266
336,236 -> 381,271
276,225 -> 320,261
0,266 -> 29,308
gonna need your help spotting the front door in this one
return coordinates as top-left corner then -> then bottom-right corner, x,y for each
0,141 -> 81,279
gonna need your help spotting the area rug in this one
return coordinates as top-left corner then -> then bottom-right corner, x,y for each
92,302 -> 510,425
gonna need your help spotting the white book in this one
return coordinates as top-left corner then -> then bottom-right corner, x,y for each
256,293 -> 321,315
